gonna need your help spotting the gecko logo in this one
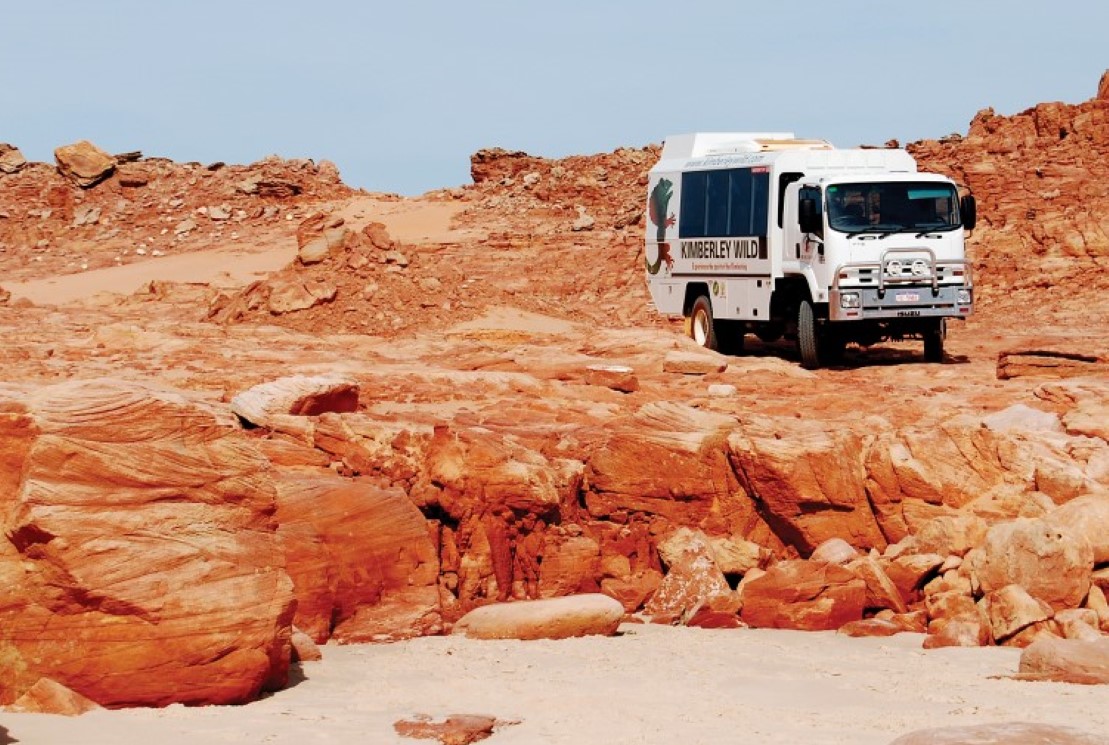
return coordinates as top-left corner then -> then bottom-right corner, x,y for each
645,178 -> 675,276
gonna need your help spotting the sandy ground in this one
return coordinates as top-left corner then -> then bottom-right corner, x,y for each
4,625 -> 1107,745
4,198 -> 468,305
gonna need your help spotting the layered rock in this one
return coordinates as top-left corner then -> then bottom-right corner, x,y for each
0,379 -> 295,707
274,470 -> 441,643
53,140 -> 115,187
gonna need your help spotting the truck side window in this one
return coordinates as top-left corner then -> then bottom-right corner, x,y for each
799,185 -> 823,237
778,172 -> 803,227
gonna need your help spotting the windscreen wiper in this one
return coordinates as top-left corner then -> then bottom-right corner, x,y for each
915,225 -> 959,238
847,228 -> 893,239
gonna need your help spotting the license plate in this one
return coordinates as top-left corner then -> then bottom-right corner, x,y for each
895,292 -> 920,302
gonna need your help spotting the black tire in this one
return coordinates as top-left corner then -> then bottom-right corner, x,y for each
689,295 -> 718,350
797,299 -> 822,369
924,318 -> 946,362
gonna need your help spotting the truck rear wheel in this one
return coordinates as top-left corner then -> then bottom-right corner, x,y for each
924,319 -> 946,362
689,295 -> 718,350
797,299 -> 822,369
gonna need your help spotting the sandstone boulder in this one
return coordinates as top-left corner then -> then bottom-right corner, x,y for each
646,529 -> 732,623
231,375 -> 360,429
0,142 -> 27,174
739,560 -> 866,631
982,584 -> 1054,642
394,714 -> 509,744
971,518 -> 1093,611
838,618 -> 903,638
809,537 -> 859,565
662,350 -> 727,375
1046,492 -> 1109,564
584,364 -> 639,393
0,379 -> 296,707
922,617 -> 990,649
54,140 -> 115,187
9,678 -> 101,715
1017,636 -> 1109,684
1055,609 -> 1103,641
847,555 -> 908,613
296,213 -> 350,265
451,594 -> 623,640
913,513 -> 988,557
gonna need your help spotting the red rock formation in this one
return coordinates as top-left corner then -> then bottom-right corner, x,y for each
274,470 -> 441,643
0,379 -> 295,707
739,560 -> 866,631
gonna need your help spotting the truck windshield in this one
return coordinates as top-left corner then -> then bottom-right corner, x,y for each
826,182 -> 960,235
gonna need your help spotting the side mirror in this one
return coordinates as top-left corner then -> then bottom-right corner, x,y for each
960,194 -> 977,230
799,198 -> 821,234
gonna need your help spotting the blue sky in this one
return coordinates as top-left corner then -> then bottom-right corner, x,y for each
2,1 -> 1106,195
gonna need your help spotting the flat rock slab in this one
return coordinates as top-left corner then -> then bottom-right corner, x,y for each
888,721 -> 1109,744
663,350 -> 727,375
451,593 -> 624,640
997,346 -> 1109,380
584,364 -> 639,393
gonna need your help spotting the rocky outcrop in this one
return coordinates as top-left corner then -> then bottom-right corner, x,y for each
53,140 -> 116,188
910,71 -> 1109,318
274,471 -> 441,643
0,143 -> 26,174
0,379 -> 296,708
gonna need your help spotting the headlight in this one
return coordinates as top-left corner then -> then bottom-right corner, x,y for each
957,288 -> 972,304
840,292 -> 860,309
885,260 -> 903,276
911,259 -> 929,276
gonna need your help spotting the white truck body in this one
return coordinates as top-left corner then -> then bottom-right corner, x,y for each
644,132 -> 975,367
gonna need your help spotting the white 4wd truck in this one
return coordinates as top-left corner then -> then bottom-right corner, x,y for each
644,132 -> 976,368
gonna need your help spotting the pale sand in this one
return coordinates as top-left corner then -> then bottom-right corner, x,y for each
5,625 -> 1107,744
5,198 -> 468,305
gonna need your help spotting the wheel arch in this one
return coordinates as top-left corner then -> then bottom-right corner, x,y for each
682,282 -> 711,316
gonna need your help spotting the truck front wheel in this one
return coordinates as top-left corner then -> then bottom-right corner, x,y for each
797,299 -> 822,369
924,319 -> 946,362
